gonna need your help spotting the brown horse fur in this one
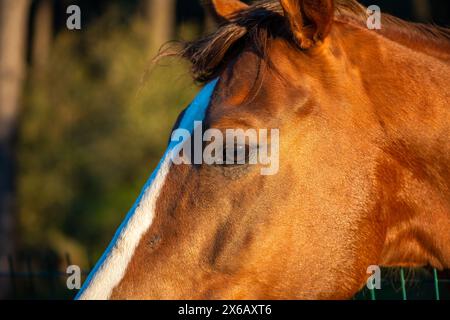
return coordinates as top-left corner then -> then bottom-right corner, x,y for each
107,0 -> 450,299
211,0 -> 249,19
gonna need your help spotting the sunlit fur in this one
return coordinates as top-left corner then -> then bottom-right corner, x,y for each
85,0 -> 450,299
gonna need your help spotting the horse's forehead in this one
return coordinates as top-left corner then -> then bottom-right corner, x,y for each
207,87 -> 274,128
207,52 -> 284,125
214,51 -> 261,102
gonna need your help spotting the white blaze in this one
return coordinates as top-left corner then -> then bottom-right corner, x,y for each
76,79 -> 219,300
77,156 -> 172,300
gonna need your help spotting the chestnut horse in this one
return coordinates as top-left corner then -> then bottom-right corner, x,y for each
77,0 -> 450,299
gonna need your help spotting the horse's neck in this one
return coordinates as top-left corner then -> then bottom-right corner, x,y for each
344,28 -> 450,269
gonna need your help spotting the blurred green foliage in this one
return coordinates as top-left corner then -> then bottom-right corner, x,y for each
17,8 -> 198,266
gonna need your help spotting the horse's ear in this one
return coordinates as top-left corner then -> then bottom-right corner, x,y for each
280,0 -> 334,49
211,0 -> 249,20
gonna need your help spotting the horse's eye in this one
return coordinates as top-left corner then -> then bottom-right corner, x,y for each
223,143 -> 251,165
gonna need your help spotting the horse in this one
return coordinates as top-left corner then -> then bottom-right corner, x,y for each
77,0 -> 450,299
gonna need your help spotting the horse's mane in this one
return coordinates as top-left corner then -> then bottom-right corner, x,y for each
167,0 -> 450,83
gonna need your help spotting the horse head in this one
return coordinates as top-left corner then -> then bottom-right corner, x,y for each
78,0 -> 450,299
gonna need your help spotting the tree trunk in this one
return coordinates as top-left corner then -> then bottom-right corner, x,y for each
0,0 -> 31,298
145,0 -> 176,51
32,0 -> 53,71
412,0 -> 432,22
